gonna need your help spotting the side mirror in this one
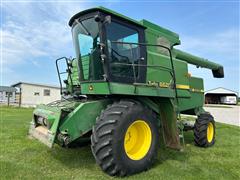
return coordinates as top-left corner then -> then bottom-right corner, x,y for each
94,15 -> 111,24
94,15 -> 101,22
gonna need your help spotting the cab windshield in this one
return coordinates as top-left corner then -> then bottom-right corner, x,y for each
72,17 -> 104,81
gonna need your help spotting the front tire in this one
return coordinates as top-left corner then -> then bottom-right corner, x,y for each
91,100 -> 159,176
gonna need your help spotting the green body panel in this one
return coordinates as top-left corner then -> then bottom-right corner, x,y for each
140,19 -> 180,47
29,100 -> 79,147
33,104 -> 61,125
178,77 -> 204,112
146,52 -> 173,84
59,99 -> 111,143
29,105 -> 61,147
80,82 -> 175,98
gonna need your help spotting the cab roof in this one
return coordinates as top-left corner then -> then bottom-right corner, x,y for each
68,6 -> 145,28
69,6 -> 180,45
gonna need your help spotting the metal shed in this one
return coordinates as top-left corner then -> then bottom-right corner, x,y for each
205,87 -> 238,105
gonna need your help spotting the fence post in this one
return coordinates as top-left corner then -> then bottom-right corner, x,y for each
19,88 -> 22,107
7,93 -> 10,106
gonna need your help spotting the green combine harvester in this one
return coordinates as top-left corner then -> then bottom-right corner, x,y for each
29,7 -> 224,176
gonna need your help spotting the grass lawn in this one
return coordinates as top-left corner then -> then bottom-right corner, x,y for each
1,106 -> 240,179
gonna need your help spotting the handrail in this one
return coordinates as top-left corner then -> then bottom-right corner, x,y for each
55,57 -> 73,95
110,62 -> 174,85
110,41 -> 178,99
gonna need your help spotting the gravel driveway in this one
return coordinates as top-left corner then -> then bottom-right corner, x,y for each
204,105 -> 240,126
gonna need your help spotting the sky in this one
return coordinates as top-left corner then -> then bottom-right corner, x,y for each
1,0 -> 239,93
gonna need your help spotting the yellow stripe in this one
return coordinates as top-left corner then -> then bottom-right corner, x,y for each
176,84 -> 190,90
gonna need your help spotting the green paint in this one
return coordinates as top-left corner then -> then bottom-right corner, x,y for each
59,99 -> 111,143
174,49 -> 223,71
80,82 -> 175,97
178,77 -> 204,112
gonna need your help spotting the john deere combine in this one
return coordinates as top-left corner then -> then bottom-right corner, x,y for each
29,7 -> 224,176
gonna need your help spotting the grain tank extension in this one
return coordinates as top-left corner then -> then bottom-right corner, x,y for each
29,7 -> 224,176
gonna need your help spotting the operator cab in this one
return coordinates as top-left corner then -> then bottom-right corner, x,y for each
69,7 -> 147,84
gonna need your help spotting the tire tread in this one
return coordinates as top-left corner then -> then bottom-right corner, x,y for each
194,113 -> 215,147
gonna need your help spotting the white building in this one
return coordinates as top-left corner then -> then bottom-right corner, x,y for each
12,82 -> 61,107
205,87 -> 238,105
0,86 -> 17,103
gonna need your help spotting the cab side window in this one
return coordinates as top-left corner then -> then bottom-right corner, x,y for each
106,21 -> 141,79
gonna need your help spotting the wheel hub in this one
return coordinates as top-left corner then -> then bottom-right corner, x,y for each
124,120 -> 152,160
207,122 -> 214,143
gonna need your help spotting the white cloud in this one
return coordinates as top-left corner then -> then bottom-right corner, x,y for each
1,2 -> 87,68
180,28 -> 239,59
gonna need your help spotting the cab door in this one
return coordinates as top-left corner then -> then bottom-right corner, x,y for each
104,17 -> 147,83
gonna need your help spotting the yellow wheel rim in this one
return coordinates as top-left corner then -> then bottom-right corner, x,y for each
124,120 -> 152,160
207,122 -> 214,143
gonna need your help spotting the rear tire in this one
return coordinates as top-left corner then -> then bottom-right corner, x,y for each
91,100 -> 159,176
194,113 -> 215,147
